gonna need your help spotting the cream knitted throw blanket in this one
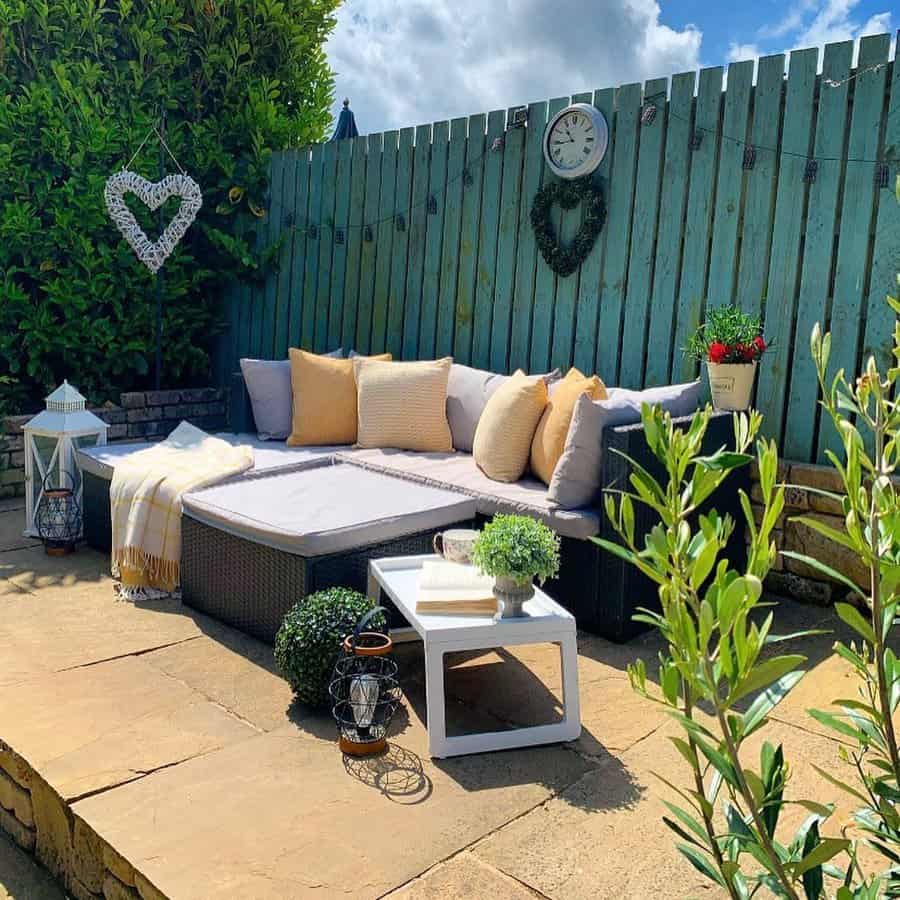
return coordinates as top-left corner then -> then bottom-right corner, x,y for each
110,422 -> 254,599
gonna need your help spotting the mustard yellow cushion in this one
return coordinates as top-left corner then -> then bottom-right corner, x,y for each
530,368 -> 606,485
472,371 -> 548,483
354,357 -> 453,452
287,349 -> 391,446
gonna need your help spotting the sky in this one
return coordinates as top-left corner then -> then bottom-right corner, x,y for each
325,0 -> 895,135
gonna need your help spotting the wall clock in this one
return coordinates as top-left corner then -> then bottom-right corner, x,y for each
542,103 -> 609,180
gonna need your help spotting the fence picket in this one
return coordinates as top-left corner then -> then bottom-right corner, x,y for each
418,121 -> 449,359
327,138 -> 353,351
300,144 -> 324,350
286,148 -> 311,351
402,124 -> 432,359
312,141 -> 338,352
272,151 -> 297,358
356,133 -> 383,354
644,72 -> 694,386
370,130 -> 399,354
817,34 -> 891,462
386,127 -> 414,358
339,136 -> 367,351
471,110 -> 506,369
620,77 -> 668,387
782,41 -> 853,460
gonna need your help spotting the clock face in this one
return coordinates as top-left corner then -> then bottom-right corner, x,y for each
543,104 -> 609,179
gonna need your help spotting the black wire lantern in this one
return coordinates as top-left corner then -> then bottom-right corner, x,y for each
35,470 -> 81,556
329,607 -> 401,757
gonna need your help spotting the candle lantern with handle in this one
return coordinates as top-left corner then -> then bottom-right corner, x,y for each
329,607 -> 401,756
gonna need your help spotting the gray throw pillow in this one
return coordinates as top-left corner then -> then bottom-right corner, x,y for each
446,364 -> 563,452
548,380 -> 702,509
240,349 -> 342,440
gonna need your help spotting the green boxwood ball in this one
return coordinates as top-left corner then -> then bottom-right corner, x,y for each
274,588 -> 386,708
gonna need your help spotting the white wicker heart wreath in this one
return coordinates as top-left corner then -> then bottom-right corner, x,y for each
104,170 -> 203,274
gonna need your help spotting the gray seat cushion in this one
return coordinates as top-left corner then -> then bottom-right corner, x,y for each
75,434 -> 343,482
182,463 -> 476,557
335,448 -> 600,540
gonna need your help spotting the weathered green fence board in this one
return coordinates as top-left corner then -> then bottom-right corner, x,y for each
733,54 -> 784,319
370,130 -> 399,353
386,127 -> 414,358
327,139 -> 353,351
434,118 -> 467,358
509,100 -> 548,371
782,41 -> 853,461
818,34 -> 891,462
572,87 -> 616,375
355,132 -> 383,354
861,47 -> 900,376
550,91 -> 593,371
706,60 -> 753,310
454,113 -> 487,363
418,121 -> 449,359
530,97 -> 570,373
300,144 -> 324,350
339,136 -> 367,351
471,110 -> 506,369
596,83 -> 641,383
620,78 -> 668,386
237,38 -> 896,464
755,48 -> 818,446
312,140 -> 338,352
402,124 -> 432,359
489,109 -> 526,373
271,151 -> 297,357
286,147 -> 311,350
644,72 -> 694,386
670,66 -> 723,383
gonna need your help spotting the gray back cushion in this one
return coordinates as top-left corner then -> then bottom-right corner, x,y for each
240,350 -> 342,441
548,380 -> 702,509
445,364 -> 563,452
445,364 -> 508,452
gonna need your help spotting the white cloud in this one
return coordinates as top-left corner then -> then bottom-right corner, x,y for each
327,0 -> 702,134
727,42 -> 761,61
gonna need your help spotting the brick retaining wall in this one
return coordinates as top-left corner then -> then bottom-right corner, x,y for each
1,388 -> 226,501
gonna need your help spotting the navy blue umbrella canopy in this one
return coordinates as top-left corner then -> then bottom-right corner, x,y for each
330,98 -> 360,140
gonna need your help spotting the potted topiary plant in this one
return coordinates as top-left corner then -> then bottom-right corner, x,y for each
274,587 -> 385,707
472,514 -> 560,618
686,304 -> 768,411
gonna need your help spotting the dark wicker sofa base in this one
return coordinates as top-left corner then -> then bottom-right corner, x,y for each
181,516 -> 477,644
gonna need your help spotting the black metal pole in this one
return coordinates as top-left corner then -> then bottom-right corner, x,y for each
155,106 -> 165,391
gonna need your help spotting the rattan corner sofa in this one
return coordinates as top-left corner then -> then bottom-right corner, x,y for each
77,373 -> 746,644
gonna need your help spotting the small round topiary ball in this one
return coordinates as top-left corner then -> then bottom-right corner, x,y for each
274,587 -> 385,708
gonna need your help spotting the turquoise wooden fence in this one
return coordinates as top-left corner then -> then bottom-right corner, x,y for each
224,33 -> 900,464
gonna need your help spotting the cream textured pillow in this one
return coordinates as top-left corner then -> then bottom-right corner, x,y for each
287,349 -> 391,446
530,368 -> 606,484
354,357 -> 453,452
473,371 -> 548,483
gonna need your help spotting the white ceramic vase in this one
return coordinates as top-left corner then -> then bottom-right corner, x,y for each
707,361 -> 757,411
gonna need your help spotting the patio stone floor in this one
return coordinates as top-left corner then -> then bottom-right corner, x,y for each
0,497 -> 894,899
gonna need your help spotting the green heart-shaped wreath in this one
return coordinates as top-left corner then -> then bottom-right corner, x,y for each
530,177 -> 605,277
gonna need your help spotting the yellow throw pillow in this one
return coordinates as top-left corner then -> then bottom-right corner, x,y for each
530,368 -> 606,484
354,357 -> 454,452
473,371 -> 548,482
287,349 -> 391,446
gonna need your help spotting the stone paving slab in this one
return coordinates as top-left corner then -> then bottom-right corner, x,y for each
386,853 -> 538,898
0,655 -> 257,803
73,725 -> 591,900
0,507 -> 39,553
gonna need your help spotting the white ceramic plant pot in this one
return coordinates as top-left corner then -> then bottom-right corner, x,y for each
707,361 -> 757,411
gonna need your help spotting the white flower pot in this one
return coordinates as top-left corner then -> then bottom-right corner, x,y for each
707,361 -> 757,411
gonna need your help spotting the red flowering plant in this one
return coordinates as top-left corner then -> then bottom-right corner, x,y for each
686,305 -> 768,365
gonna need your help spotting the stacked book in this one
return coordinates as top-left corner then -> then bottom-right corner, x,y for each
417,561 -> 497,616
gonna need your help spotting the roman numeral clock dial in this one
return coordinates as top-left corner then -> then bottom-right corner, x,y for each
543,103 -> 609,180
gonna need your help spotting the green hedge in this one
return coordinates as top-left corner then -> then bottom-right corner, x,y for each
0,0 -> 339,412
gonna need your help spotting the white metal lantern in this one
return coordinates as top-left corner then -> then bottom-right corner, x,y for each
23,381 -> 107,539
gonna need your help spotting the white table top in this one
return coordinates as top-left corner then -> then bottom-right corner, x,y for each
370,554 -> 575,644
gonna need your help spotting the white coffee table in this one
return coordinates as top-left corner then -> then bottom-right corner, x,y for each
368,554 -> 581,758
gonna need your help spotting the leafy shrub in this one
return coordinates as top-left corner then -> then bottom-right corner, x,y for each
274,588 -> 386,708
472,515 -> 560,584
0,0 -> 338,412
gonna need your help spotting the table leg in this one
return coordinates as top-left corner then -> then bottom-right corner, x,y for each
424,642 -> 448,758
559,631 -> 581,741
